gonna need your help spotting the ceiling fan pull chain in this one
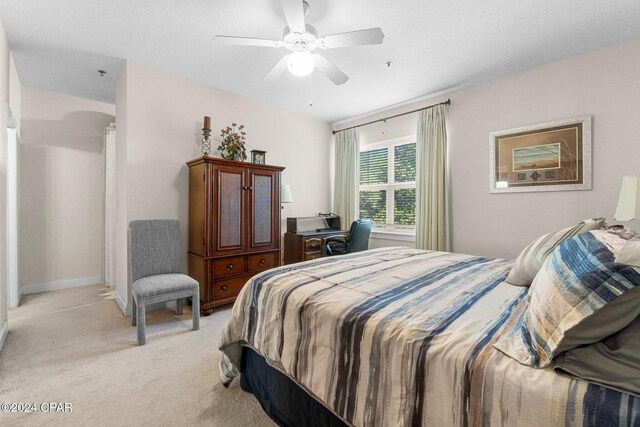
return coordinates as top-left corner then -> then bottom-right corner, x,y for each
309,73 -> 313,107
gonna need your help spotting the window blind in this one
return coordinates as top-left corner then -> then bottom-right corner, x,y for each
359,190 -> 387,224
394,188 -> 416,225
394,143 -> 416,183
360,148 -> 388,185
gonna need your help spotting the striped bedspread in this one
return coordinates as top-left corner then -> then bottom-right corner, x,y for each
219,248 -> 640,426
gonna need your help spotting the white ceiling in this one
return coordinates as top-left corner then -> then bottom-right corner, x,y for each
3,0 -> 640,123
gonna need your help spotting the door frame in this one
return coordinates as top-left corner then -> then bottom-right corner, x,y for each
102,123 -> 116,289
6,108 -> 19,309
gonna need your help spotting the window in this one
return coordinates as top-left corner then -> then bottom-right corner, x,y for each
359,136 -> 416,233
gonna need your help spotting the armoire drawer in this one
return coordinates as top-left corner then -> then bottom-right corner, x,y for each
213,256 -> 247,277
248,252 -> 277,272
215,276 -> 250,298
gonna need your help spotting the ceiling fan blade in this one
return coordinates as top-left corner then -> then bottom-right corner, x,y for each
213,35 -> 281,48
280,0 -> 306,33
312,54 -> 348,85
262,55 -> 290,81
318,28 -> 385,49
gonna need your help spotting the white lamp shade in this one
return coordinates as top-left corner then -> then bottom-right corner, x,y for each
614,175 -> 640,221
281,184 -> 293,204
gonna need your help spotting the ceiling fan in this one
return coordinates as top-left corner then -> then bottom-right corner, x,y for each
213,0 -> 384,85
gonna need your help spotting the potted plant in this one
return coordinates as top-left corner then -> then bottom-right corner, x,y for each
217,123 -> 247,161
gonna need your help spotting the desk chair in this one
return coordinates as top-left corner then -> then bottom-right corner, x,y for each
129,220 -> 200,345
324,219 -> 373,256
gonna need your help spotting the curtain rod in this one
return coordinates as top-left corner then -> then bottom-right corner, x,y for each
332,98 -> 451,135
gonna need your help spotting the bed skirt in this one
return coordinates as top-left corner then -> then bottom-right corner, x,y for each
241,347 -> 348,427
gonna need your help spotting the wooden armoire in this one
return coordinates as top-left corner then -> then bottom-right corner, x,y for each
186,156 -> 284,315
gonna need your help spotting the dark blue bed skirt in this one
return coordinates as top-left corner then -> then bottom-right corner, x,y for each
241,347 -> 348,427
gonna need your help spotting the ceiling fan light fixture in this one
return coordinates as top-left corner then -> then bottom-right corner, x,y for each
213,0 -> 384,85
287,51 -> 315,76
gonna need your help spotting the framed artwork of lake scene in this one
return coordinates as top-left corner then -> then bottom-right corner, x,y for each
489,116 -> 591,193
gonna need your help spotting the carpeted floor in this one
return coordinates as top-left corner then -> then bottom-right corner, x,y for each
0,285 -> 276,426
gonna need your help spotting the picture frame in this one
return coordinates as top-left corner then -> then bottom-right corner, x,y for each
251,150 -> 266,165
489,116 -> 592,193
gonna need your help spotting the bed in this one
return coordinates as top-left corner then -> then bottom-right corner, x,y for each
219,247 -> 640,426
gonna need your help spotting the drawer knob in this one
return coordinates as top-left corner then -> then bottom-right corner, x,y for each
226,264 -> 234,270
221,285 -> 228,292
312,242 -> 317,247
259,259 -> 266,266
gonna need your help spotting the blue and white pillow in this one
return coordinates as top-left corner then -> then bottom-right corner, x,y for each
495,229 -> 640,368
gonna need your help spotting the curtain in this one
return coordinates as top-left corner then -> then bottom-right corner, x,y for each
333,128 -> 359,230
415,105 -> 450,251
103,123 -> 117,288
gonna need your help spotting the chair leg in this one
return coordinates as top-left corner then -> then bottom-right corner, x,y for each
192,294 -> 200,331
176,298 -> 183,316
131,298 -> 137,326
137,304 -> 146,346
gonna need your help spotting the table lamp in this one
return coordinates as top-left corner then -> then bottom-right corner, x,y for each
281,184 -> 293,209
614,175 -> 640,221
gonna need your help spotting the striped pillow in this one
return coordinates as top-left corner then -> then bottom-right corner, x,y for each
505,218 -> 606,287
494,229 -> 640,368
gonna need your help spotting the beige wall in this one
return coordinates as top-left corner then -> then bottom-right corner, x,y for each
336,37 -> 640,259
19,87 -> 115,288
114,61 -> 332,311
0,18 -> 10,341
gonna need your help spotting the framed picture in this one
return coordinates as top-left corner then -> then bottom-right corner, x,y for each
489,116 -> 591,193
251,150 -> 266,165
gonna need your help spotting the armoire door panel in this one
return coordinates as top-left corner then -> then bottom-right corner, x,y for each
248,170 -> 279,250
214,165 -> 246,254
253,174 -> 272,244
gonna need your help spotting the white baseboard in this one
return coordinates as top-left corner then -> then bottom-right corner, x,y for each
0,321 -> 8,352
15,285 -> 23,308
114,290 -> 127,316
21,276 -> 102,295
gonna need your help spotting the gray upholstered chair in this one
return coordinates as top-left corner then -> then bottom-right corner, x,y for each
129,220 -> 200,345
